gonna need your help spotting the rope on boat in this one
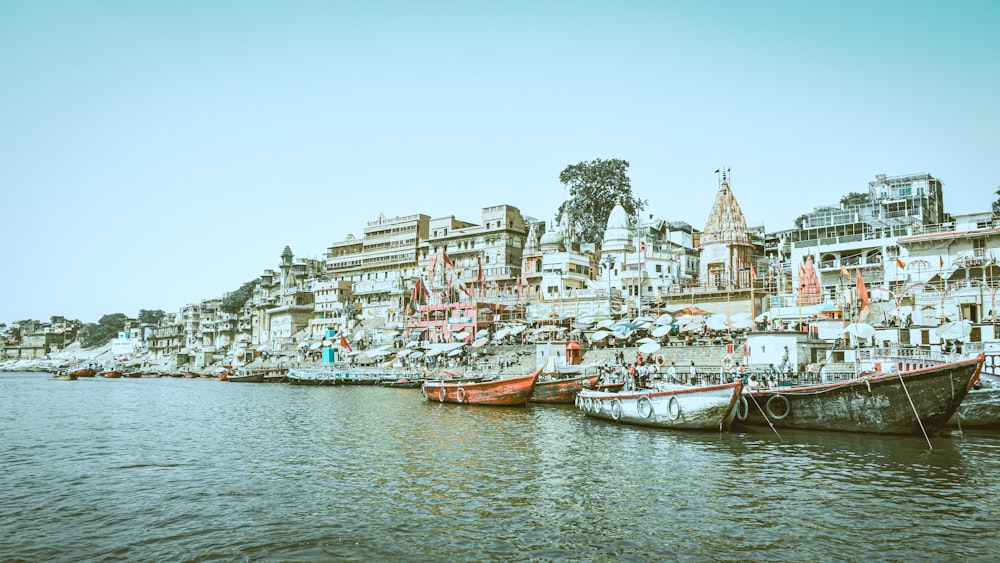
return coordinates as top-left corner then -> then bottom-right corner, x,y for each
746,392 -> 783,442
897,373 -> 932,450
950,375 -> 963,434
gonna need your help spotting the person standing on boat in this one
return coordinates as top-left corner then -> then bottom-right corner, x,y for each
667,362 -> 677,384
689,361 -> 696,385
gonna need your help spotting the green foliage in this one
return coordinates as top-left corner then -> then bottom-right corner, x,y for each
794,214 -> 809,229
993,188 -> 1000,216
840,191 -> 872,207
556,158 -> 647,245
221,279 -> 260,312
138,309 -> 166,325
78,313 -> 128,348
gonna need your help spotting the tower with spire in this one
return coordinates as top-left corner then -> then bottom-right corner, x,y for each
699,169 -> 754,290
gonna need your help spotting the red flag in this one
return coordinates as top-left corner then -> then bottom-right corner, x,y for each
939,255 -> 944,268
896,257 -> 906,269
442,248 -> 453,268
855,268 -> 870,323
339,335 -> 352,352
750,264 -> 756,278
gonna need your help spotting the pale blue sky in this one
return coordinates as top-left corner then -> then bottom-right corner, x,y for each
2,0 -> 997,323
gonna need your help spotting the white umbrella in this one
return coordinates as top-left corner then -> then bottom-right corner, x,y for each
706,314 -> 730,331
595,319 -> 615,330
409,351 -> 424,360
636,337 -> 657,345
451,331 -> 471,342
655,313 -> 673,325
471,337 -> 488,348
639,341 -> 661,355
447,348 -> 465,357
509,325 -> 527,335
353,330 -> 366,342
651,325 -> 671,338
730,313 -> 752,323
632,316 -> 655,324
493,327 -> 510,341
590,330 -> 612,341
730,318 -> 752,330
843,323 -> 877,339
935,320 -> 972,340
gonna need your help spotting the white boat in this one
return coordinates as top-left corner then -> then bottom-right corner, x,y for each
576,381 -> 743,431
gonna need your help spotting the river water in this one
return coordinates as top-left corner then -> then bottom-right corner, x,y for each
1,372 -> 997,562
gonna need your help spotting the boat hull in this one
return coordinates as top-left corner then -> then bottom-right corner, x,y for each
531,374 -> 601,404
947,386 -> 1000,428
738,356 -> 983,435
226,372 -> 264,383
422,371 -> 539,406
577,382 -> 742,430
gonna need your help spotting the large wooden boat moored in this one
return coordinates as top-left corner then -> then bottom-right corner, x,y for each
737,355 -> 983,435
226,370 -> 265,383
531,372 -> 601,404
576,381 -> 743,430
422,370 -> 539,407
99,369 -> 122,378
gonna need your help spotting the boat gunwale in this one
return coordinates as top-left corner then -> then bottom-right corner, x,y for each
744,354 -> 984,397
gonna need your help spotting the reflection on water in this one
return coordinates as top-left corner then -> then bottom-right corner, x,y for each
0,372 -> 997,561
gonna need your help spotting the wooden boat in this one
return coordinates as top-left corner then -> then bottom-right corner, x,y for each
69,366 -> 97,378
379,377 -> 425,389
422,370 -> 539,407
947,385 -> 1000,428
531,373 -> 601,404
261,368 -> 289,383
576,381 -> 743,430
53,371 -> 77,381
595,381 -> 626,393
287,368 -> 342,385
226,370 -> 265,383
100,369 -> 122,378
737,355 -> 983,436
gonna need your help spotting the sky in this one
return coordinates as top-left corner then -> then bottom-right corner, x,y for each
2,0 -> 998,324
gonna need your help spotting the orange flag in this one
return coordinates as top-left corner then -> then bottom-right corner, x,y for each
855,268 -> 870,323
896,257 -> 906,269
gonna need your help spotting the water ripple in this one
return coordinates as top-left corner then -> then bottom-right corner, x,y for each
1,373 -> 998,561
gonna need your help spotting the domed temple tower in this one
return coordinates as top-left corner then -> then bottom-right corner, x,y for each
699,172 -> 753,290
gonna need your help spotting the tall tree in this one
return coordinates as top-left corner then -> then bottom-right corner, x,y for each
993,187 -> 1000,216
556,158 -> 647,245
78,313 -> 128,348
840,191 -> 872,207
138,309 -> 166,325
221,279 -> 261,312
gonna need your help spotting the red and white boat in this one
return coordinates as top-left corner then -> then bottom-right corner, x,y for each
576,381 -> 743,430
422,370 -> 539,407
